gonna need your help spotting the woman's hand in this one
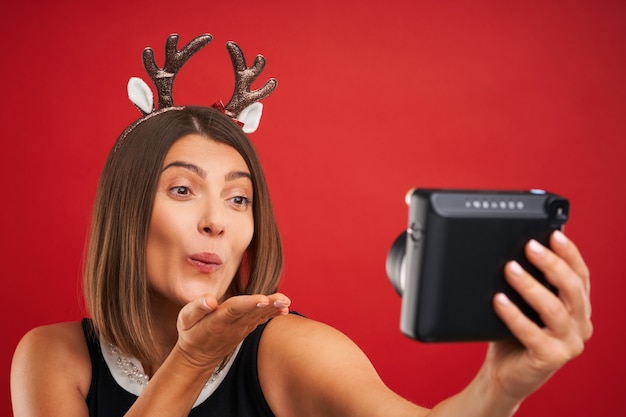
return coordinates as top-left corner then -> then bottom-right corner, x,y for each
487,230 -> 593,403
174,292 -> 291,370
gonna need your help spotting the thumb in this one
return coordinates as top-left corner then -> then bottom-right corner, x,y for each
177,294 -> 218,331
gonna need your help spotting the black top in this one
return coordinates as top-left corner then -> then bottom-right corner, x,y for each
82,318 -> 276,416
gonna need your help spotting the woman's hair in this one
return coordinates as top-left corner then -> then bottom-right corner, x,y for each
84,106 -> 282,363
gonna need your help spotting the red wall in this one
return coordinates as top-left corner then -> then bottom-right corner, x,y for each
2,1 -> 624,415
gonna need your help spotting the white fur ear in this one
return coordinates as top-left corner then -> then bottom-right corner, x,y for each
237,102 -> 263,133
127,77 -> 154,114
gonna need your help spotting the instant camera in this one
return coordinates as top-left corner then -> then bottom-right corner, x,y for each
386,188 -> 569,342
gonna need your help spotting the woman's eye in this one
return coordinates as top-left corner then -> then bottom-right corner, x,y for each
229,196 -> 252,208
170,186 -> 191,196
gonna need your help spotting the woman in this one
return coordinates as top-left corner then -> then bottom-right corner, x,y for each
11,35 -> 592,417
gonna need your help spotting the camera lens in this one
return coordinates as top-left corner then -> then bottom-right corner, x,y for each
386,232 -> 407,296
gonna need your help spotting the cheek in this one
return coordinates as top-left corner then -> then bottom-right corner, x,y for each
146,216 -> 164,282
146,204 -> 185,265
233,215 -> 254,256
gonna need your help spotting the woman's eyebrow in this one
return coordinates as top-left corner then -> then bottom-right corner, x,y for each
161,161 -> 251,182
161,161 -> 206,178
225,171 -> 252,182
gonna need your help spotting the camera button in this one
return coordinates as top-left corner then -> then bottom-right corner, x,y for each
407,222 -> 423,242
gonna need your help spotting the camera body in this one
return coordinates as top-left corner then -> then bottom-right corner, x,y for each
386,188 -> 569,342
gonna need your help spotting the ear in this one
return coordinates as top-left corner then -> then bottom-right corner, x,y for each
127,77 -> 154,115
237,102 -> 263,133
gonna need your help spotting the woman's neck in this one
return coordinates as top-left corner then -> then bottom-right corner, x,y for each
144,293 -> 183,375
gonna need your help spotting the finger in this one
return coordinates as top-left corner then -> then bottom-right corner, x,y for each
550,231 -> 591,295
504,261 -> 570,336
525,239 -> 592,325
219,294 -> 290,324
548,232 -> 593,340
524,239 -> 593,341
493,292 -> 549,352
494,292 -> 585,370
220,295 -> 270,321
178,294 -> 218,331
267,293 -> 291,315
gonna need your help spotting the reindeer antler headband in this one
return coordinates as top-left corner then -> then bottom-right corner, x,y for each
123,33 -> 276,139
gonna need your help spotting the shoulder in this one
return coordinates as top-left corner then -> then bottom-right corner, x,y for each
259,313 -> 379,378
258,314 -> 419,417
16,320 -> 88,343
13,321 -> 91,365
11,321 -> 92,415
260,313 -> 370,362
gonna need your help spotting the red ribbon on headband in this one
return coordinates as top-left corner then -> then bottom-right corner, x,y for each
211,101 -> 245,128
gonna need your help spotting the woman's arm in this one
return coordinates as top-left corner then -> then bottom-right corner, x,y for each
260,315 -> 513,417
259,313 -> 429,417
124,293 -> 290,417
11,293 -> 291,417
11,322 -> 92,417
259,231 -> 591,417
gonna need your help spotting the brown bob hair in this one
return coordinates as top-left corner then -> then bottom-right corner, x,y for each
84,106 -> 282,363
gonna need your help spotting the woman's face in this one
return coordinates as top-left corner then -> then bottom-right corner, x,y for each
146,134 -> 254,308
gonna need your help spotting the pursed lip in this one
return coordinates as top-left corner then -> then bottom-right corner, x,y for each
188,252 -> 223,273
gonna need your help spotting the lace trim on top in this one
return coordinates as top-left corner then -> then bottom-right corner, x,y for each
99,337 -> 243,408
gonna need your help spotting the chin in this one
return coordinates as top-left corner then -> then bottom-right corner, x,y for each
180,283 -> 228,304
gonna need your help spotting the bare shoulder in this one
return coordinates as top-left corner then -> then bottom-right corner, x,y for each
16,321 -> 88,345
11,321 -> 92,416
261,313 -> 370,361
259,314 -> 423,417
13,321 -> 91,368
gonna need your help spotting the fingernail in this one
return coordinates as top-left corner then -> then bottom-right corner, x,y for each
553,230 -> 568,246
256,302 -> 269,308
508,261 -> 524,276
495,293 -> 510,306
528,239 -> 545,254
274,300 -> 290,309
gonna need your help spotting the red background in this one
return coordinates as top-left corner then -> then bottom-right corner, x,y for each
2,1 -> 624,415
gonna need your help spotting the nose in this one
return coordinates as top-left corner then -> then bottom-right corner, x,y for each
198,201 -> 226,236
201,223 -> 224,236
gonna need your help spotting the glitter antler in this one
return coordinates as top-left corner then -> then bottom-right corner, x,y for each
126,33 -> 276,133
142,33 -> 213,113
223,41 -> 277,118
